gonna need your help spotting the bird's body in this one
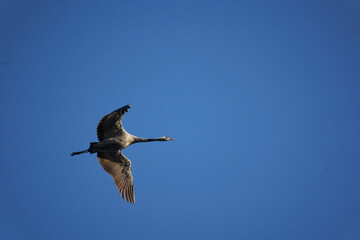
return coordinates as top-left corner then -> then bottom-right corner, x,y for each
71,104 -> 174,204
94,135 -> 134,152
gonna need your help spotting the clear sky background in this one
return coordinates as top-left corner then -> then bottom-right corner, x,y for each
1,0 -> 360,239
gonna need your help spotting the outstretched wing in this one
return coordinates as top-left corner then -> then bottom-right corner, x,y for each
97,104 -> 130,141
97,151 -> 135,204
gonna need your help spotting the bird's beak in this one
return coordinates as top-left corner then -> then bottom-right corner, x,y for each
164,136 -> 175,141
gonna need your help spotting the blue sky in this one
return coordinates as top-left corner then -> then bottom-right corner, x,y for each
1,0 -> 360,239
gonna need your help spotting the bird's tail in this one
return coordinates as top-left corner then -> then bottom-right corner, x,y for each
89,142 -> 98,153
70,149 -> 89,156
71,142 -> 99,156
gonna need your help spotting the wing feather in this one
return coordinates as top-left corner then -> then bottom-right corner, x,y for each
97,105 -> 130,141
97,151 -> 135,204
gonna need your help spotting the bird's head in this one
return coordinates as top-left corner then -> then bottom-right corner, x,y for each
161,136 -> 175,141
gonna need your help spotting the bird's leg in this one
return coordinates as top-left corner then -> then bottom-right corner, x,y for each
71,149 -> 89,156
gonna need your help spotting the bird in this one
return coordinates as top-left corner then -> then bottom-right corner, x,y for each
71,104 -> 174,204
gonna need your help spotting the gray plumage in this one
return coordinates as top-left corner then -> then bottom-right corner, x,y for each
71,104 -> 174,204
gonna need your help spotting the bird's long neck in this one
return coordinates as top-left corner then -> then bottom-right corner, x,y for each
133,137 -> 165,143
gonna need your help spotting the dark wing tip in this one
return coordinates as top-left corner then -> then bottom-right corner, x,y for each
113,104 -> 131,114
